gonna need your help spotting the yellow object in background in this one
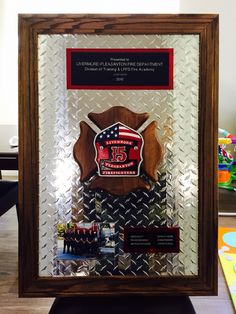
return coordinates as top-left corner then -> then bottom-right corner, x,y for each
219,253 -> 236,310
218,228 -> 236,312
219,138 -> 232,145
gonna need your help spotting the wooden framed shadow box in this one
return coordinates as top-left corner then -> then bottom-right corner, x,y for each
18,14 -> 219,297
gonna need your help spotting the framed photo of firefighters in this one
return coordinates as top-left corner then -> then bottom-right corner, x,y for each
18,14 -> 219,297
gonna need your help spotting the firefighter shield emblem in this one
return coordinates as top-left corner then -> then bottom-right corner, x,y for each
94,122 -> 144,177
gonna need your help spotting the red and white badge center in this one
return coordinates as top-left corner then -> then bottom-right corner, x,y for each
94,122 -> 143,177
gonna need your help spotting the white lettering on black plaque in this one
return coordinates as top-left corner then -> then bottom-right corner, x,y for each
124,227 -> 179,253
66,48 -> 173,90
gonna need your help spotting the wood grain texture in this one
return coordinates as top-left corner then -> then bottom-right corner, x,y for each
18,15 -> 40,297
18,14 -> 219,35
197,15 -> 219,297
88,106 -> 149,130
18,14 -> 219,297
73,121 -> 97,181
141,121 -> 163,181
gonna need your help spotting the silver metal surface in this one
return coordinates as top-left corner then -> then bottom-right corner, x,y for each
38,34 -> 199,277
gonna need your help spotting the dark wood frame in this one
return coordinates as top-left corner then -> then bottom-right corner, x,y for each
18,14 -> 219,297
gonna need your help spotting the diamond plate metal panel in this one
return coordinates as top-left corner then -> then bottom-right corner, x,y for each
38,34 -> 199,277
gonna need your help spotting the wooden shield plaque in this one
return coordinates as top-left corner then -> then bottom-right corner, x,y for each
19,14 -> 219,297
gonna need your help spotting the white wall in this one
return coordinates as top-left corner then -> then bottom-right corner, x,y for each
180,0 -> 236,135
0,1 -> 17,125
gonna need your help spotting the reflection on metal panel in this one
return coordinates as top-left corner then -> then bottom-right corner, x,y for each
38,34 -> 199,277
